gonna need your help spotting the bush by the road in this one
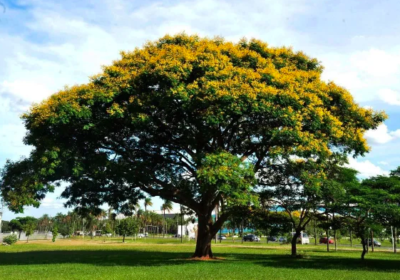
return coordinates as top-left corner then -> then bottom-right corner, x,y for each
3,234 -> 18,245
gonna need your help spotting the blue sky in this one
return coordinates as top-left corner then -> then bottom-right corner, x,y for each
1,0 -> 400,220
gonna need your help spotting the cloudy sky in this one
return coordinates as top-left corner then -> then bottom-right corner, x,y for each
1,0 -> 400,220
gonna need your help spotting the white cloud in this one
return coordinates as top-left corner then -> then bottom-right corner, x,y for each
40,197 -> 65,209
350,49 -> 400,77
364,123 -> 400,144
320,48 -> 400,102
379,88 -> 400,105
347,157 -> 389,178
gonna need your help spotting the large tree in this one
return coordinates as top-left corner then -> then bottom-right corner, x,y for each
0,34 -> 384,258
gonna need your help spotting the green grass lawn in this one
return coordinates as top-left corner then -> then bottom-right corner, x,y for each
1,239 -> 400,280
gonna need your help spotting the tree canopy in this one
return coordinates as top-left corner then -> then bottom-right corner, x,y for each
0,34 -> 385,258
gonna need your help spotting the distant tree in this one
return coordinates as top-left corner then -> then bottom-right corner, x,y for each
251,209 -> 292,241
10,217 -> 37,240
337,172 -> 389,260
260,158 -> 328,256
9,219 -> 22,238
116,218 -> 139,242
319,165 -> 353,252
1,220 -> 11,232
37,214 -> 51,233
144,197 -> 153,212
102,223 -> 113,235
161,200 -> 173,237
58,224 -> 71,238
22,219 -> 37,242
51,226 -> 58,242
360,170 -> 400,254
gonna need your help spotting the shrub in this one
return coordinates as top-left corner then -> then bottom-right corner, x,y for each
3,234 -> 18,245
51,226 -> 58,242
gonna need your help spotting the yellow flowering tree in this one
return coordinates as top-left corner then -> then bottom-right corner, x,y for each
0,34 -> 385,258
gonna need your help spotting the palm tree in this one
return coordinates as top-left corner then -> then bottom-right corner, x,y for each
144,197 -> 153,212
143,197 -> 153,234
161,200 -> 173,237
128,202 -> 140,217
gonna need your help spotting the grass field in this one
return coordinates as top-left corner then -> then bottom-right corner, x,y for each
1,238 -> 400,280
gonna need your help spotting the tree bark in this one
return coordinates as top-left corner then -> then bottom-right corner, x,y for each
394,227 -> 397,254
291,230 -> 300,256
361,237 -> 367,260
123,234 -> 125,243
192,214 -> 214,258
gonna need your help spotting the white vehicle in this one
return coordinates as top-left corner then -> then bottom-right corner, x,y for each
292,231 -> 310,244
300,232 -> 310,244
137,233 -> 145,238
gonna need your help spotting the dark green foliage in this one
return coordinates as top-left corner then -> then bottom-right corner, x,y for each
51,226 -> 58,242
9,216 -> 37,240
116,218 -> 139,242
0,34 -> 385,258
1,220 -> 11,232
3,234 -> 18,245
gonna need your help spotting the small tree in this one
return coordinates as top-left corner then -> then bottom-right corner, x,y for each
102,223 -> 113,242
9,219 -> 23,239
51,226 -> 58,242
260,158 -> 327,256
58,225 -> 71,238
116,218 -> 139,242
22,221 -> 36,243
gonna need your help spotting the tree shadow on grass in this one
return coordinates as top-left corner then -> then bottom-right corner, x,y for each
251,254 -> 400,272
0,249 -> 194,267
0,248 -> 399,272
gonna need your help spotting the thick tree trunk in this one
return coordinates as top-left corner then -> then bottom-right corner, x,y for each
123,235 -> 126,243
394,228 -> 397,254
192,215 -> 214,258
291,230 -> 300,256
